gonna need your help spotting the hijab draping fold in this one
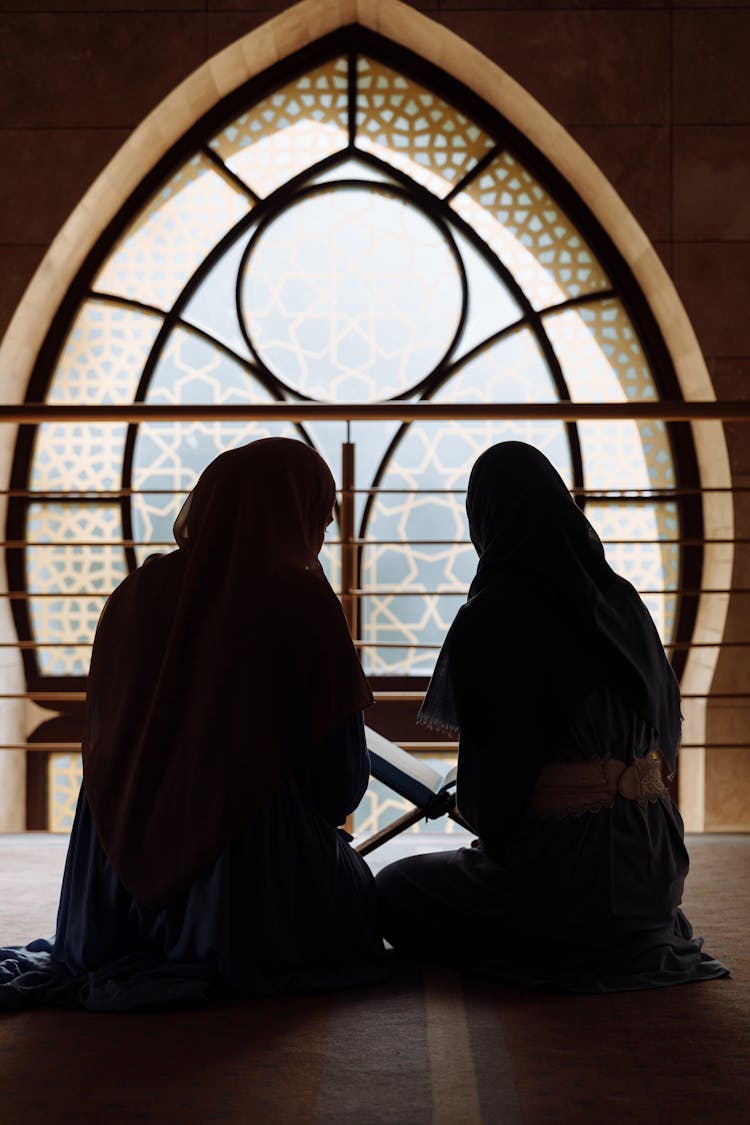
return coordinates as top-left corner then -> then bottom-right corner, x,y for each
419,441 -> 681,770
83,438 -> 372,910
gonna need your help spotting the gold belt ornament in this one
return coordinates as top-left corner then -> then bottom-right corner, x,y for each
527,751 -> 668,819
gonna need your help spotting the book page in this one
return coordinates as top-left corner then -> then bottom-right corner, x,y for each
365,725 -> 449,807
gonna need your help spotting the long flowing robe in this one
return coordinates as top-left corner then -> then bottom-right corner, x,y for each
1,714 -> 385,1010
376,442 -> 728,991
0,438 -> 387,1008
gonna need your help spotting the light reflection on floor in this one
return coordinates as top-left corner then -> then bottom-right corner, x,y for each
359,826 -> 473,876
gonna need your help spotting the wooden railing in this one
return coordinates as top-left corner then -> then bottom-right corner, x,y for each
0,399 -> 747,830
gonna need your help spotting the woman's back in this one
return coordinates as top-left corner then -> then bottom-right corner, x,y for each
0,439 -> 388,1009
376,441 -> 728,992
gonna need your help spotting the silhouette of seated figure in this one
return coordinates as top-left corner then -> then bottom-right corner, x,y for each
0,438 -> 386,1010
376,441 -> 728,992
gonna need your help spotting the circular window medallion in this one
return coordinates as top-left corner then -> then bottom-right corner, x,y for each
239,185 -> 464,401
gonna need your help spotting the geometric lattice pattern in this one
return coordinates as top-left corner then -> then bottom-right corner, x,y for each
31,302 -> 164,491
361,423 -> 569,675
241,188 -> 463,401
26,504 -> 126,675
586,502 -> 679,642
131,326 -> 299,560
48,753 -> 83,833
24,50 -> 682,819
355,56 -> 495,197
210,58 -> 349,198
361,334 -> 570,674
544,298 -> 654,404
93,155 -> 252,310
543,297 -> 675,491
452,151 -> 611,309
31,422 -> 128,495
45,302 -> 163,406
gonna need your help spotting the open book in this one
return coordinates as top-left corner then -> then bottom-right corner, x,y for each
357,726 -> 466,855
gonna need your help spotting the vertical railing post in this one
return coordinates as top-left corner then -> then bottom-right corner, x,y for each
341,435 -> 358,837
340,437 -> 357,640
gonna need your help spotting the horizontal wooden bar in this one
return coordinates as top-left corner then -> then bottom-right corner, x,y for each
13,744 -> 83,752
15,742 -> 750,753
0,689 -> 745,703
0,692 -> 87,701
371,691 -> 749,702
2,639 -> 746,657
352,588 -> 743,597
398,742 -> 458,751
1,541 -> 175,550
0,401 -> 749,423
2,490 -> 193,498
3,486 -> 750,498
354,641 -> 441,649
0,642 -> 91,649
1,585 -> 744,601
351,487 -> 750,495
351,539 -> 748,547
352,640 -> 750,650
0,592 -> 112,599
2,538 -> 744,551
393,742 -> 750,751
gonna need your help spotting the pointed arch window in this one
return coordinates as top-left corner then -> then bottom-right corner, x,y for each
9,31 -> 699,827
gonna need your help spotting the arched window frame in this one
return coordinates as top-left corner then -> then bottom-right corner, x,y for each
0,1 -> 730,831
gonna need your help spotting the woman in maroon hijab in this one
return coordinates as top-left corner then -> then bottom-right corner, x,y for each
0,438 -> 386,1009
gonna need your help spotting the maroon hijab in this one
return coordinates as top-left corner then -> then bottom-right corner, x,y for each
83,438 -> 372,910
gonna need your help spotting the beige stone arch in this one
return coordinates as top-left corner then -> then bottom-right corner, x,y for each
0,0 -> 729,829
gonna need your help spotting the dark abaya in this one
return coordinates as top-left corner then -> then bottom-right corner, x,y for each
375,442 -> 728,991
0,438 -> 387,1009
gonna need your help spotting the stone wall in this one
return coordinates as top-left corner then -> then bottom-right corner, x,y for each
1,0 -> 748,828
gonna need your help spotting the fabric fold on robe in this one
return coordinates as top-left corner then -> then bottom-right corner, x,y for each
1,439 -> 387,1008
378,441 -> 728,992
1,716 -> 387,1011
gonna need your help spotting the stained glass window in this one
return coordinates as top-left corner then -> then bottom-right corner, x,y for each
12,42 -> 689,833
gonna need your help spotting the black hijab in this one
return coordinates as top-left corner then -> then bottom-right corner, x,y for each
83,438 -> 372,910
418,441 -> 682,771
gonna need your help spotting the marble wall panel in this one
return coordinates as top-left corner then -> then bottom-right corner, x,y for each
435,9 -> 670,125
436,1 -> 666,8
0,0 -> 748,832
569,125 -> 671,243
673,243 -> 750,359
705,744 -> 750,831
206,11 -> 286,56
710,358 -> 750,402
0,130 -> 129,246
674,10 -> 750,124
0,13 -> 206,128
674,127 -> 750,242
675,0 -> 750,8
0,245 -> 46,341
0,1 -> 202,9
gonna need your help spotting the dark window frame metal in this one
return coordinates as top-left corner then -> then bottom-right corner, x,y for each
5,27 -> 701,824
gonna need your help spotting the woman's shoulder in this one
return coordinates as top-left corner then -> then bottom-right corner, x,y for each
452,574 -> 578,667
104,550 -> 185,615
270,569 -> 350,633
461,573 -> 557,625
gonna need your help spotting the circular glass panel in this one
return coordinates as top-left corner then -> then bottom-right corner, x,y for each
239,186 -> 463,401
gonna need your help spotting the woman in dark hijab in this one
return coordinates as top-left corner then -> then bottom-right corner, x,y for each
376,441 -> 728,991
0,437 -> 386,1009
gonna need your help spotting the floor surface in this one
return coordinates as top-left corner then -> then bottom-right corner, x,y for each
0,831 -> 747,1124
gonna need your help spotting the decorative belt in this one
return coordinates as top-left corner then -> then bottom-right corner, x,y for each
526,751 -> 668,819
